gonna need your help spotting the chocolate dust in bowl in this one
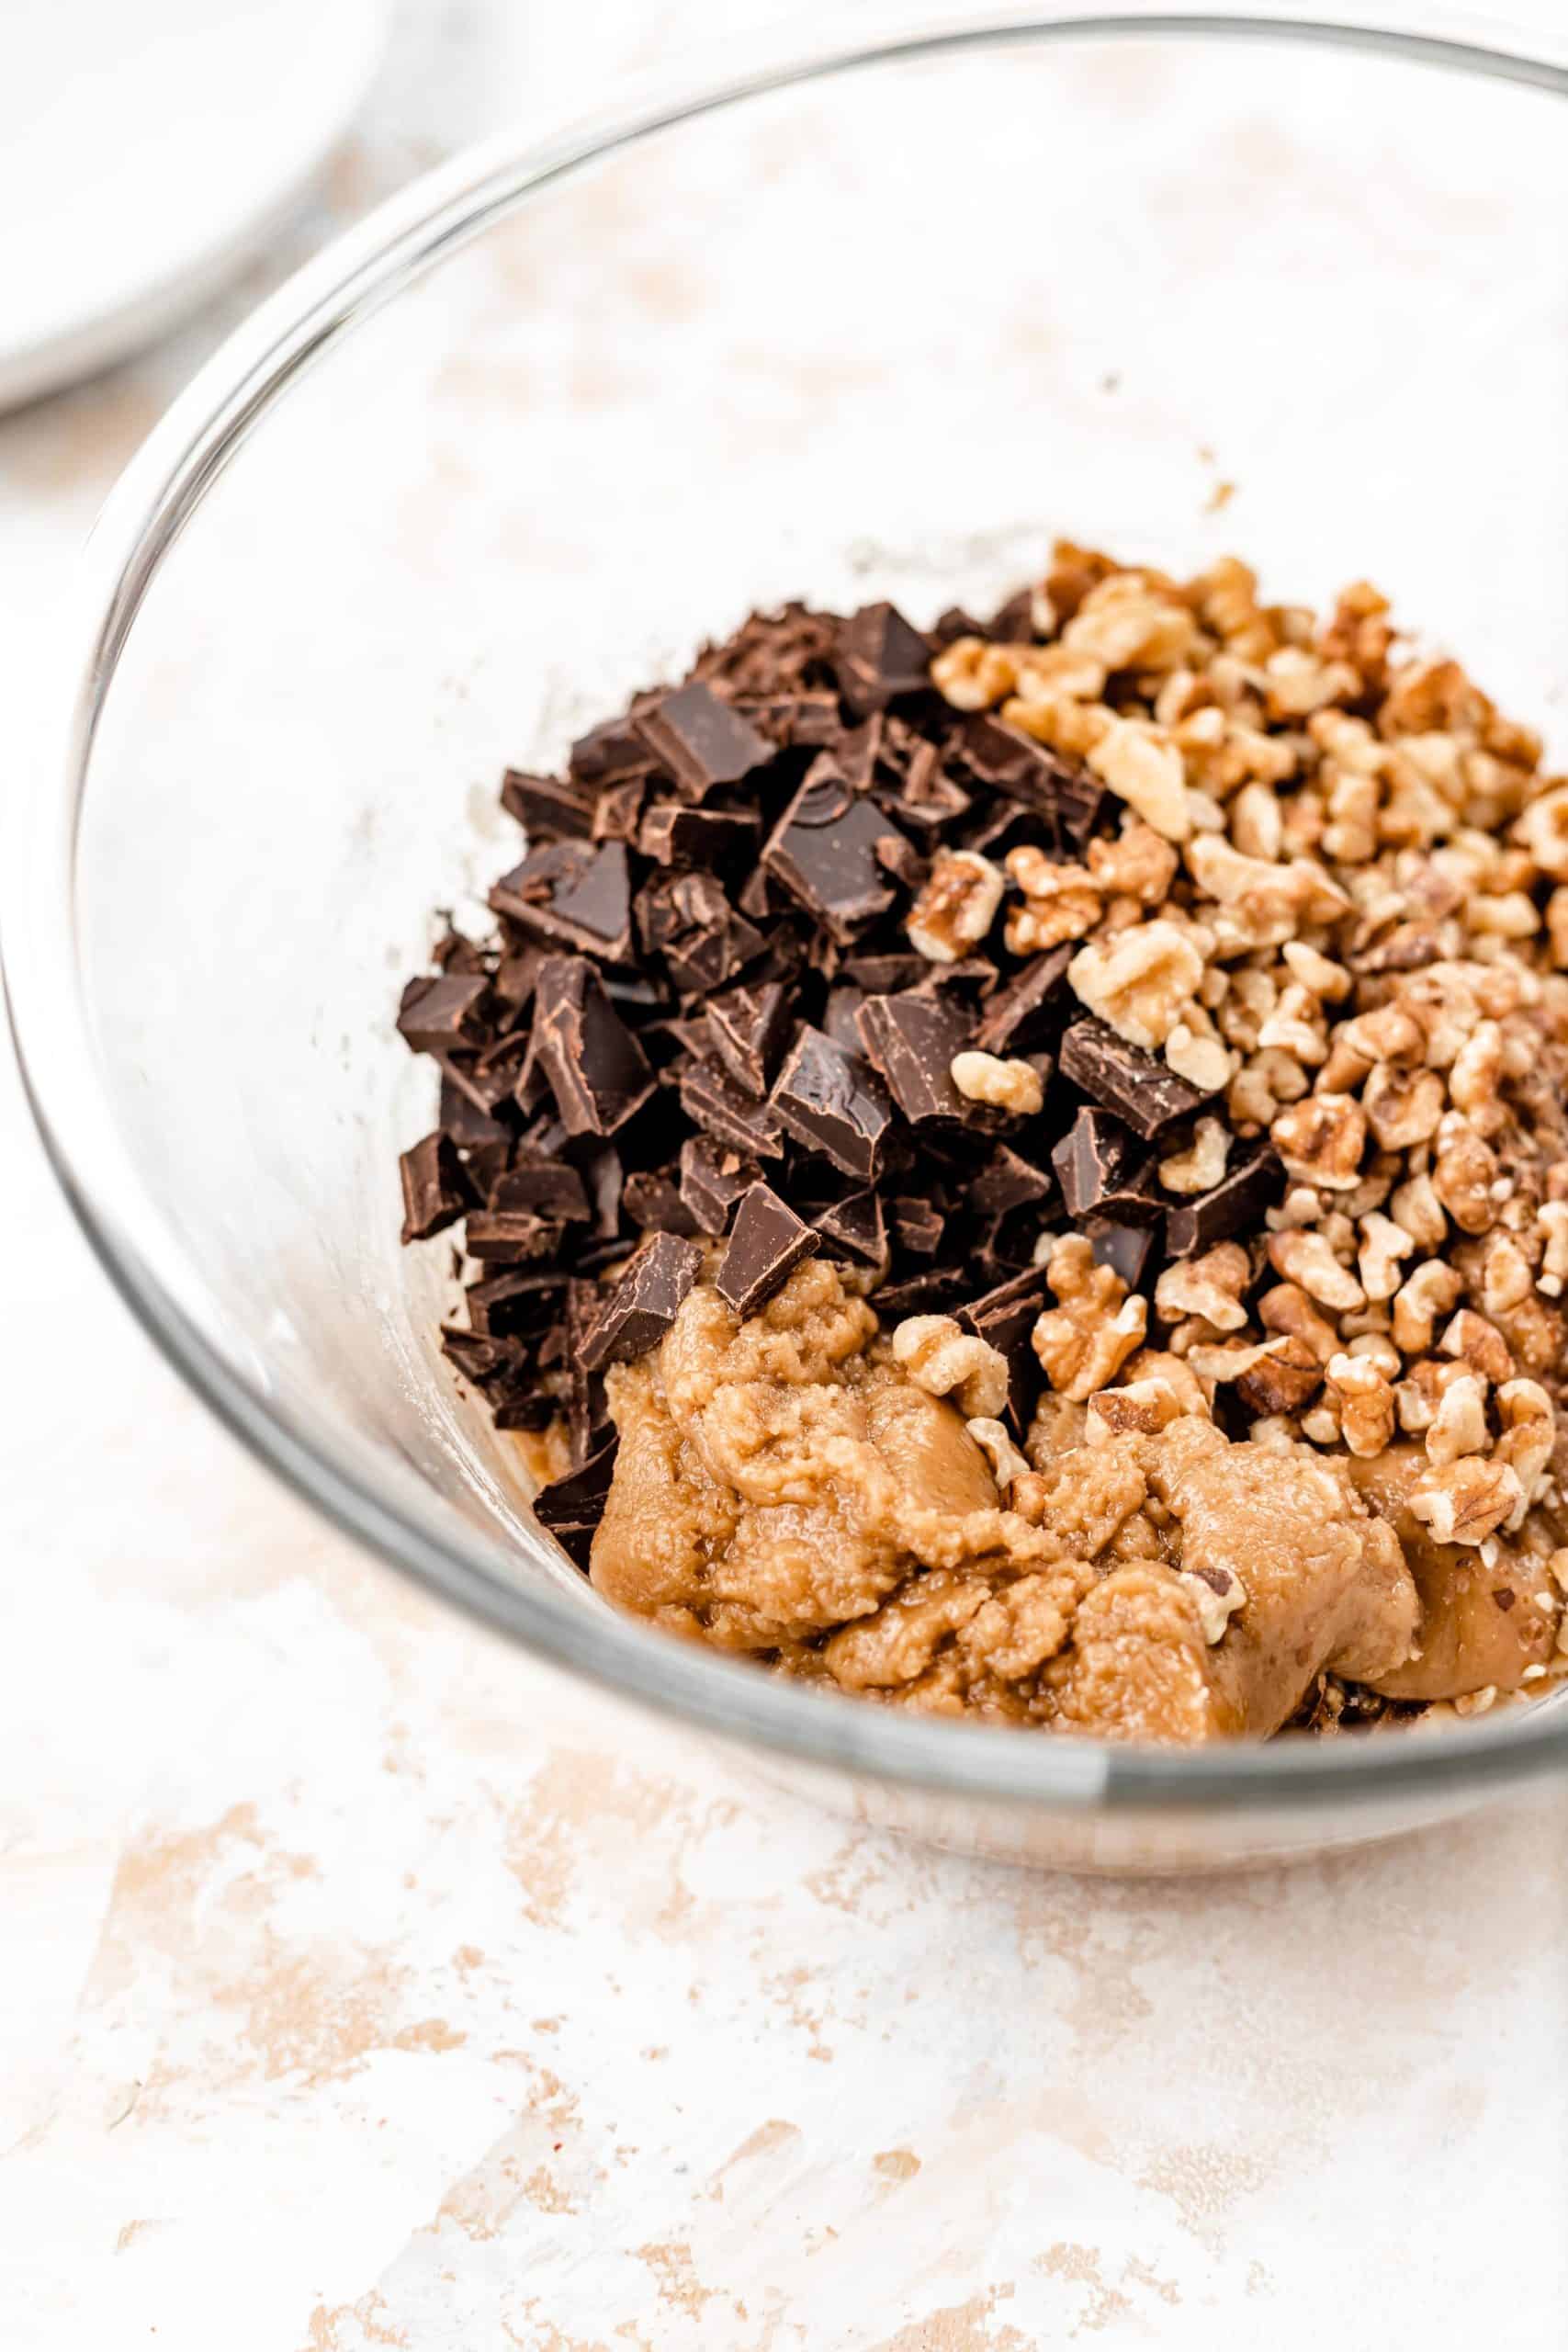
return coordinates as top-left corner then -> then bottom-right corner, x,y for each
396,543 -> 1568,1744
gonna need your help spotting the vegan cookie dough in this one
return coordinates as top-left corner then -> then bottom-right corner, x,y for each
397,543 -> 1568,1741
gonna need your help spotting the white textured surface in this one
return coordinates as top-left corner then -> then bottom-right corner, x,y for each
4,6 -> 1568,2346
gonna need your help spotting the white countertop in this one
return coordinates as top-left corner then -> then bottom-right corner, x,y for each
5,6 -> 1567,2346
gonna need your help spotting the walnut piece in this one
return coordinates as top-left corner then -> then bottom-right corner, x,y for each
1032,1236 -> 1148,1403
1269,1094 -> 1367,1191
1409,1458 -> 1524,1547
891,1315 -> 1010,1419
949,1050 -> 1044,1116
906,849 -> 1005,964
1158,1117 -> 1230,1195
1066,921 -> 1204,1052
966,1416 -> 1032,1493
1003,845 -> 1102,954
1154,1243 -> 1250,1333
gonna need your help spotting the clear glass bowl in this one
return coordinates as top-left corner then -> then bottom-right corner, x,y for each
12,7 -> 1568,1871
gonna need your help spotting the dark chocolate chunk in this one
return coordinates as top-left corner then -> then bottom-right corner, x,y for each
491,840 -> 634,963
529,956 -> 655,1137
855,992 -> 974,1125
399,1131 -> 471,1242
770,1025 -> 894,1181
579,1232 -> 705,1370
465,1211 -> 556,1262
494,945 -> 546,1009
930,605 -> 988,645
438,1073 -> 512,1154
570,713 -> 652,784
637,870 -> 766,994
1084,1218 -> 1157,1292
592,777 -> 648,844
1059,1019 -> 1213,1139
501,769 -> 596,840
1165,1148 -> 1284,1259
397,973 -> 491,1054
576,1139 -> 626,1239
818,1188 -> 888,1272
961,717 -> 1106,854
635,681 -> 773,802
833,602 -> 931,717
705,981 -> 793,1098
531,1422 -> 620,1571
679,1059 -> 784,1160
732,689 -> 842,747
972,948 -> 1074,1056
622,1170 -> 700,1237
888,1196 -> 945,1256
958,1266 -> 1051,1429
467,1267 -> 571,1338
1053,1108 -> 1160,1224
491,1163 -> 590,1221
967,1144 -> 1055,1218
823,985 -> 868,1053
842,952 -> 928,993
441,1325 -> 525,1389
986,585 -> 1036,639
716,1182 -> 820,1317
761,758 -> 909,944
874,1268 -> 971,1316
678,1135 -> 761,1233
638,801 -> 761,868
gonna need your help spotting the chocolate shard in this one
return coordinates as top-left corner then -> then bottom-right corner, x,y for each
491,1163 -> 591,1221
679,1059 -> 784,1160
438,1073 -> 512,1154
957,1266 -> 1051,1430
679,1135 -> 762,1233
1165,1147 -> 1284,1259
529,956 -> 655,1137
491,840 -> 634,963
399,1131 -> 472,1242
1084,1217 -> 1156,1293
961,717 -> 1107,855
637,871 -> 766,994
500,769 -> 596,840
466,1267 -> 571,1338
580,1232 -> 705,1371
874,1268 -> 970,1316
592,777 -> 648,844
817,1187 -> 888,1272
397,972 -> 491,1054
638,802 -> 761,868
570,713 -> 652,784
972,948 -> 1075,1056
441,1325 -> 525,1389
761,757 -> 909,945
622,1169 -> 701,1237
833,601 -> 931,718
855,992 -> 974,1125
635,681 -> 773,801
494,945 -> 547,1009
1052,1107 -> 1161,1225
576,1139 -> 626,1239
532,1422 -> 620,1571
770,1025 -> 894,1182
888,1196 -> 945,1257
732,688 -> 842,747
716,1182 -> 820,1317
465,1211 -> 556,1262
823,984 -> 867,1053
1059,1019 -> 1214,1139
842,952 -> 928,992
705,980 -> 794,1098
966,1144 -> 1056,1218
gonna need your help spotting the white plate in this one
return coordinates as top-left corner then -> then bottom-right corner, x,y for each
0,0 -> 387,410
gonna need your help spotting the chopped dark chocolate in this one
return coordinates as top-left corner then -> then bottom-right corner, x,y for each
966,1144 -> 1055,1218
1052,1108 -> 1160,1225
638,801 -> 761,868
817,1187 -> 888,1271
972,947 -> 1074,1055
1059,1019 -> 1214,1139
855,992 -> 974,1125
705,980 -> 793,1098
529,956 -> 655,1137
888,1196 -> 945,1256
467,1267 -> 571,1338
961,718 -> 1106,854
501,769 -> 597,840
592,777 -> 648,844
491,1163 -> 591,1221
1165,1147 -> 1284,1259
833,602 -> 931,717
465,1211 -> 556,1262
531,1422 -> 620,1571
438,1073 -> 512,1154
622,1170 -> 700,1237
579,1232 -> 705,1370
491,839 -> 634,963
716,1182 -> 820,1317
570,713 -> 651,783
761,758 -> 909,944
397,973 -> 491,1054
822,984 -> 868,1053
1084,1217 -> 1157,1293
678,1135 -> 761,1233
399,1131 -> 471,1242
637,870 -> 766,993
958,1266 -> 1051,1430
770,1025 -> 894,1182
635,680 -> 773,801
679,1059 -> 784,1159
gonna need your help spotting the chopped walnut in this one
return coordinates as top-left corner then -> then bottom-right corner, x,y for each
1357,1210 -> 1416,1303
1085,1377 -> 1186,1441
1494,1379 -> 1555,1524
1431,1119 -> 1502,1235
1086,820 -> 1179,905
906,849 -> 1006,964
1410,1458 -> 1524,1548
1086,717 -> 1191,842
1388,1170 -> 1448,1251
1257,1281 -> 1338,1365
1392,1261 -> 1464,1354
1266,1229 -> 1366,1314
1424,1371 -> 1490,1468
1165,1021 -> 1236,1094
949,1050 -> 1044,1116
1158,1117 -> 1230,1195
929,636 -> 1021,711
1324,1353 -> 1396,1459
1067,920 -> 1204,1051
1439,1306 -> 1515,1385
1032,1236 -> 1148,1403
1177,1563 -> 1247,1645
891,1315 -> 1010,1419
1002,845 -> 1102,954
966,1416 -> 1032,1493
1154,1243 -> 1250,1334
1361,1063 -> 1446,1152
1536,1199 -> 1568,1297
1269,1093 -> 1366,1191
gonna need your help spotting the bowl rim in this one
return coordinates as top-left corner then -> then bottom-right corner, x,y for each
11,4 -> 1568,1818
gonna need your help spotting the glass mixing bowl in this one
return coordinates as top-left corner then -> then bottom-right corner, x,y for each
11,7 -> 1568,1871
